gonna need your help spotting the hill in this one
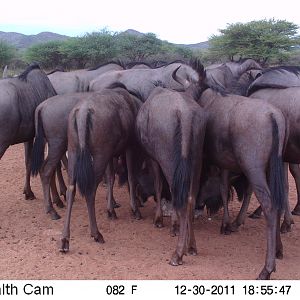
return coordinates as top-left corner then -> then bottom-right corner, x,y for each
0,31 -> 69,49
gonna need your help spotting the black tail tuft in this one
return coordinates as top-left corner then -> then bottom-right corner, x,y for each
74,148 -> 94,197
31,111 -> 46,176
269,115 -> 285,212
171,116 -> 191,209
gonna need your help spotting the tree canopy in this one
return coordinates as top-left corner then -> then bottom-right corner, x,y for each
208,19 -> 300,64
23,30 -> 193,69
0,41 -> 15,69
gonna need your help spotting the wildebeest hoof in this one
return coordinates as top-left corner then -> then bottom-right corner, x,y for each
229,221 -> 240,232
169,252 -> 183,266
154,216 -> 164,228
107,210 -> 118,220
276,249 -> 283,259
170,224 -> 180,237
59,238 -> 69,253
49,210 -> 61,220
292,205 -> 300,216
53,197 -> 65,208
132,209 -> 142,220
280,220 -> 293,233
220,224 -> 233,235
257,267 -> 272,280
24,190 -> 36,200
188,247 -> 197,256
93,232 -> 105,244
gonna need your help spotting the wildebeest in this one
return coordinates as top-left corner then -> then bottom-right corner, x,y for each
48,61 -> 125,94
197,84 -> 286,279
59,86 -> 142,252
89,60 -> 200,99
205,58 -> 262,91
0,63 -> 57,200
136,59 -> 207,265
227,66 -> 300,229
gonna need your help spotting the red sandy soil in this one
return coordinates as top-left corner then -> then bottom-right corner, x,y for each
0,144 -> 299,280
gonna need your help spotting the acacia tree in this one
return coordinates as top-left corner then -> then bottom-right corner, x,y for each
208,19 -> 300,64
116,33 -> 163,61
0,41 -> 15,68
25,40 -> 65,69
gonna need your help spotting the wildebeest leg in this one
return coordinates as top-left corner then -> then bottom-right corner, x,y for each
231,184 -> 253,231
150,159 -> 164,228
170,206 -> 188,265
85,154 -> 106,243
289,164 -> 300,215
220,170 -> 232,234
106,160 -> 117,219
56,162 -> 67,200
40,142 -> 66,220
280,163 -> 294,233
247,171 -> 279,280
60,150 -> 76,253
170,209 -> 179,237
126,148 -> 142,219
23,141 -> 35,200
50,173 -> 64,208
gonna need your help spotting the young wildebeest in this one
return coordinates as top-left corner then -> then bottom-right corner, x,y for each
136,60 -> 207,265
60,87 -> 142,252
0,63 -> 56,200
197,85 -> 286,279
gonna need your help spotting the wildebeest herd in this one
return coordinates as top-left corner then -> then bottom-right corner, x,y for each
1,58 -> 300,280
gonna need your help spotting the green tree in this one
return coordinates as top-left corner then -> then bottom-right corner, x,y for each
116,33 -> 163,60
25,40 -> 65,69
0,41 -> 15,68
208,19 -> 300,64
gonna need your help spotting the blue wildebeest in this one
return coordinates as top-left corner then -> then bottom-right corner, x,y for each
59,86 -> 142,252
0,63 -> 56,200
48,61 -> 125,94
196,74 -> 286,279
136,59 -> 207,265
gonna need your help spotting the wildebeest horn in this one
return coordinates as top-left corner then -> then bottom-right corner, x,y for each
172,66 -> 188,88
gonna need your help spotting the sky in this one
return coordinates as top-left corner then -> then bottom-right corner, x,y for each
0,0 -> 300,44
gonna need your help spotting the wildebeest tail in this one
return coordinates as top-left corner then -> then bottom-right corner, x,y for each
73,108 -> 95,197
31,108 -> 46,176
171,115 -> 192,209
268,114 -> 285,212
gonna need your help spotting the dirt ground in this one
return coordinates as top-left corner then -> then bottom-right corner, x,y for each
0,144 -> 300,280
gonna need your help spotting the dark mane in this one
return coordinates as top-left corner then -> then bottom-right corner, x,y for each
47,67 -> 65,75
88,60 -> 126,71
18,63 -> 41,81
262,65 -> 300,76
152,59 -> 187,69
